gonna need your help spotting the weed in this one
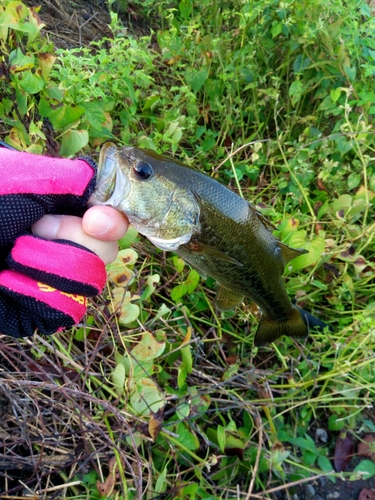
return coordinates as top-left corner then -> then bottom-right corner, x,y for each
0,0 -> 374,498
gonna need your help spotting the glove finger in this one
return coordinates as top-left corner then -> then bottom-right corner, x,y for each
0,149 -> 96,201
0,197 -> 45,250
0,270 -> 87,337
0,149 -> 96,249
7,235 -> 107,296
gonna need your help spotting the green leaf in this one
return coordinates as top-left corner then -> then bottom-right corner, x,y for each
181,345 -> 193,374
15,88 -> 27,116
154,466 -> 168,494
59,129 -> 89,157
330,88 -> 341,103
176,422 -> 199,450
289,80 -> 303,106
122,76 -> 138,106
344,65 -> 356,82
29,121 -> 46,141
179,0 -> 192,19
81,101 -> 107,130
39,98 -> 85,130
173,256 -> 185,273
18,70 -> 44,94
140,274 -> 160,301
302,450 -> 318,466
171,126 -> 183,144
82,469 -> 100,487
9,48 -> 34,71
318,95 -> 336,111
225,433 -> 245,451
360,1 -> 371,16
318,455 -> 334,473
186,270 -> 200,293
328,414 -> 346,431
171,283 -> 188,302
201,135 -> 216,151
270,448 -> 290,468
350,460 -> 375,480
289,436 -> 317,454
332,194 -> 353,214
119,226 -> 139,249
186,68 -> 209,93
178,362 -> 188,390
180,483 -> 199,496
217,425 -> 226,452
293,55 -> 311,73
347,172 -> 361,191
271,21 -> 282,38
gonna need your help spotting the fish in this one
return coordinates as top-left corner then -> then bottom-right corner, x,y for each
91,142 -> 330,346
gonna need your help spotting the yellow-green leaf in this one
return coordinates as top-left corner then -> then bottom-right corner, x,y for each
129,377 -> 165,416
60,129 -> 88,157
288,235 -> 326,272
111,363 -> 125,394
131,332 -> 166,362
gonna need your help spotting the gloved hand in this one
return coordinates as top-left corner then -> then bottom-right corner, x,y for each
0,146 -> 107,338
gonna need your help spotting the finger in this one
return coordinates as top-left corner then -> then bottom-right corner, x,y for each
32,215 -> 119,264
82,206 -> 129,241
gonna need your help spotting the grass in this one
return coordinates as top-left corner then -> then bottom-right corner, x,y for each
0,0 -> 375,498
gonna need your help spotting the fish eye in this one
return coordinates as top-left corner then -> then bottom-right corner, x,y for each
133,161 -> 154,180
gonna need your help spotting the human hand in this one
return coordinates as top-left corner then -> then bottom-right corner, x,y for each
32,206 -> 129,265
0,147 -> 128,338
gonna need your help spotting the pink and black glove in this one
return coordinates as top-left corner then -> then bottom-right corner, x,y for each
0,146 -> 107,338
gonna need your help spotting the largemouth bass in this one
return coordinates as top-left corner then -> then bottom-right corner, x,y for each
92,143 -> 329,346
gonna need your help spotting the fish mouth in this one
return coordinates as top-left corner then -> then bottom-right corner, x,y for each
90,142 -> 130,208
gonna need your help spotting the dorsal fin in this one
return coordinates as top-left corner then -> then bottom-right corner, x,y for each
248,203 -> 277,232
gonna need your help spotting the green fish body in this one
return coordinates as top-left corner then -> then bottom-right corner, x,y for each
92,143 -> 317,346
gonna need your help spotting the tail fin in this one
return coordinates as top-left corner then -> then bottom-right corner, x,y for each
254,306 -> 332,347
296,306 -> 334,333
254,306 -> 308,347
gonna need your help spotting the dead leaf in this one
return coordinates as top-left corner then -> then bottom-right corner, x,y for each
334,431 -> 354,472
225,355 -> 237,364
148,409 -> 164,441
180,327 -> 192,346
96,473 -> 115,497
96,456 -> 121,497
358,434 -> 375,461
224,447 -> 244,459
358,489 -> 375,500
27,361 -> 78,381
317,178 -> 329,192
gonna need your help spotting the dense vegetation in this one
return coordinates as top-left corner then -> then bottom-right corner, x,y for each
0,0 -> 374,498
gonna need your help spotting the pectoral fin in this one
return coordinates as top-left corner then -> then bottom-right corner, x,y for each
216,285 -> 244,311
187,240 -> 243,266
277,241 -> 308,266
